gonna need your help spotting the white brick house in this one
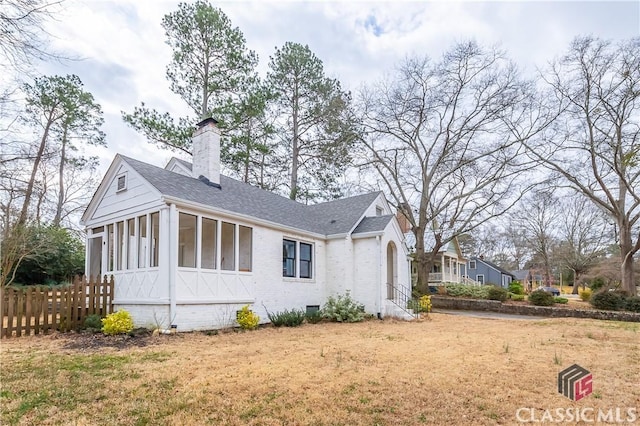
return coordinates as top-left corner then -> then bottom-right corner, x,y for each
81,118 -> 412,331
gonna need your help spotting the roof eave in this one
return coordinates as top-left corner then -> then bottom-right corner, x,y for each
351,231 -> 385,239
326,233 -> 350,240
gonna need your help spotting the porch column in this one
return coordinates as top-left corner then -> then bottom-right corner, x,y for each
441,253 -> 445,282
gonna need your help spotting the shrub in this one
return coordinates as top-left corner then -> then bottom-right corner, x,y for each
624,296 -> 640,313
554,297 -> 569,304
508,282 -> 524,295
84,314 -> 102,331
510,293 -> 525,301
579,288 -> 592,302
322,292 -> 365,323
444,284 -> 491,299
419,295 -> 432,313
487,286 -> 508,302
409,295 -> 432,313
267,308 -> 305,327
101,310 -> 134,335
590,291 -> 626,311
528,290 -> 555,306
237,305 -> 260,330
305,310 -> 323,324
589,277 -> 605,292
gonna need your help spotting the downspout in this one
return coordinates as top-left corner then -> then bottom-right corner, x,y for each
376,235 -> 382,319
168,203 -> 178,326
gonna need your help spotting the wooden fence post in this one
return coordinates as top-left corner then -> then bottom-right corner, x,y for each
16,289 -> 24,337
50,287 -> 58,333
24,287 -> 32,336
42,287 -> 49,334
87,275 -> 95,315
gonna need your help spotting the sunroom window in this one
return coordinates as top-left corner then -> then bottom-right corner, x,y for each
201,217 -> 217,269
178,213 -> 197,268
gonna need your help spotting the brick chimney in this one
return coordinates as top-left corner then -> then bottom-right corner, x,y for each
396,203 -> 412,233
192,117 -> 220,185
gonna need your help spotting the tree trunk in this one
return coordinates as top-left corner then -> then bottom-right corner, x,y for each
18,116 -> 53,225
290,115 -> 299,199
414,226 -> 428,293
619,221 -> 636,294
572,269 -> 580,295
53,124 -> 68,226
243,124 -> 251,183
413,226 -> 440,295
621,254 -> 635,295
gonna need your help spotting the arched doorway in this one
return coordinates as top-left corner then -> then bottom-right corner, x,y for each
386,242 -> 397,299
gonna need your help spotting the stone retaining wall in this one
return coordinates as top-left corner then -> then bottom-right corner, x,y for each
431,296 -> 640,322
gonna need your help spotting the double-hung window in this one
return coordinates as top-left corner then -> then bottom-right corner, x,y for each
283,239 -> 313,279
283,239 -> 296,277
299,243 -> 312,278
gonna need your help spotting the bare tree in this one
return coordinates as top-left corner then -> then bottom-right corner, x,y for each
525,36 -> 640,294
358,42 -> 540,291
0,0 -> 63,73
512,190 -> 560,286
555,195 -> 609,293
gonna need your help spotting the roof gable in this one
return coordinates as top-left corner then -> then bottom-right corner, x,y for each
404,232 -> 466,259
82,155 -> 161,224
165,157 -> 192,176
472,257 -> 515,278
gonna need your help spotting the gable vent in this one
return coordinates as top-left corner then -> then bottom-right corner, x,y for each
116,174 -> 127,192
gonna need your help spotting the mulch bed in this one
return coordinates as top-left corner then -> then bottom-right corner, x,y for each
59,328 -> 164,351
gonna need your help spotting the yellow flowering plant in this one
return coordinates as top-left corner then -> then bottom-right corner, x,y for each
101,310 -> 134,335
419,295 -> 432,314
237,305 -> 260,330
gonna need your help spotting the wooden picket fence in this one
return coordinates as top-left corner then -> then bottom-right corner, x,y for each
0,275 -> 114,339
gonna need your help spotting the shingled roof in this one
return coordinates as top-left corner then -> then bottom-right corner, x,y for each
471,256 -> 515,277
122,156 -> 382,237
352,215 -> 393,235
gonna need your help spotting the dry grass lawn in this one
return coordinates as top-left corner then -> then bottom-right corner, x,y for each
1,313 -> 639,425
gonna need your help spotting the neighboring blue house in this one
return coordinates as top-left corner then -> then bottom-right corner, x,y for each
467,256 -> 515,288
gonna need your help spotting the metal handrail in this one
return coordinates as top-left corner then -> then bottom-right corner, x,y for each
386,282 -> 419,319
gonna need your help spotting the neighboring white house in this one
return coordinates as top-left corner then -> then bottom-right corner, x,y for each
405,233 -> 476,286
81,118 -> 412,331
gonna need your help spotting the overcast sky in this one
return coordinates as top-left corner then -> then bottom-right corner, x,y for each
36,0 -> 640,175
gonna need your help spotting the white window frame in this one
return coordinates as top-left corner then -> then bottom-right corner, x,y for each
469,260 -> 476,269
476,274 -> 485,285
116,173 -> 127,192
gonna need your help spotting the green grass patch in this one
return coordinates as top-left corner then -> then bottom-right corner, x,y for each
1,351 -> 172,425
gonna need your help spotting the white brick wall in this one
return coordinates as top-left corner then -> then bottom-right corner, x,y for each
110,193 -> 411,331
